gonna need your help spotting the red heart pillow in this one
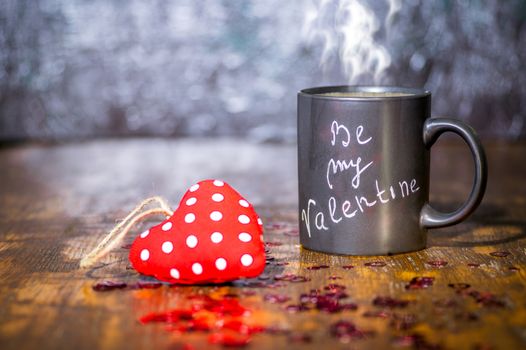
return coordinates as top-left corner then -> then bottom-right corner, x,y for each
129,180 -> 265,284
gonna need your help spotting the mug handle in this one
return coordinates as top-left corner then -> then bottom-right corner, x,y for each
420,118 -> 488,228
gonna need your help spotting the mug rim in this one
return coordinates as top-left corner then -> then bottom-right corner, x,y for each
299,85 -> 431,101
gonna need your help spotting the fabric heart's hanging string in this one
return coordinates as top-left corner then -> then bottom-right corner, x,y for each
80,196 -> 173,268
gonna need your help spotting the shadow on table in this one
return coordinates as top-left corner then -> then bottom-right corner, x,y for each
427,202 -> 526,248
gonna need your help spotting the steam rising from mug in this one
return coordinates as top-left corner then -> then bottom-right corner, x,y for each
302,0 -> 401,83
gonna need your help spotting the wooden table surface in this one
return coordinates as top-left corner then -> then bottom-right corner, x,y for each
0,138 -> 525,350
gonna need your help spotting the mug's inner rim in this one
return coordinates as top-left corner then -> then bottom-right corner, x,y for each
300,85 -> 431,100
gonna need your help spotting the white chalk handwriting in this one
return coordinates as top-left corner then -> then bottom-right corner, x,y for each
302,120 -> 420,238
326,157 -> 373,190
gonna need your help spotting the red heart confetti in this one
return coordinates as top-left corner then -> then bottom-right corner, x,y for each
129,179 -> 265,284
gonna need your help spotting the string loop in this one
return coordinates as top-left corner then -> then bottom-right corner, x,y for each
80,196 -> 173,268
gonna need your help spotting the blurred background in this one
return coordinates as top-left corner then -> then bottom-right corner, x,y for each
1,0 -> 525,142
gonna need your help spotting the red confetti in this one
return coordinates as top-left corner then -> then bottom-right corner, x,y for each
138,293 -> 270,348
140,295 -> 251,326
92,281 -> 127,291
242,289 -> 257,296
265,256 -> 275,263
306,264 -> 330,270
284,304 -> 311,313
287,286 -> 357,314
328,275 -> 342,280
222,320 -> 265,335
489,251 -> 510,257
273,273 -> 310,283
264,242 -> 283,247
468,291 -> 505,308
263,293 -> 291,304
329,320 -> 374,341
208,332 -> 251,348
426,260 -> 448,267
392,333 -> 441,349
405,276 -> 434,290
362,310 -> 390,318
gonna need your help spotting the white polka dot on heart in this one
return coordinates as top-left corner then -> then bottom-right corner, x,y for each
215,258 -> 227,270
212,193 -> 224,202
239,199 -> 249,208
140,230 -> 150,238
241,254 -> 253,266
185,213 -> 196,223
189,184 -> 200,192
161,241 -> 173,253
238,232 -> 252,242
210,211 -> 223,221
140,249 -> 150,261
186,197 -> 197,206
257,218 -> 263,225
213,180 -> 224,186
238,215 -> 250,224
211,232 -> 223,243
170,268 -> 180,279
162,222 -> 173,231
192,262 -> 203,275
186,235 -> 198,248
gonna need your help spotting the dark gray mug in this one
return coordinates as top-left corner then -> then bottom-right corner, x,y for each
297,86 -> 487,255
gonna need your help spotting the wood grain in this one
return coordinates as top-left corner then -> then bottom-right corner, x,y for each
0,139 -> 525,350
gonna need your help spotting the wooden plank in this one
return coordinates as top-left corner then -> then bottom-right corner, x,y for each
0,139 -> 525,350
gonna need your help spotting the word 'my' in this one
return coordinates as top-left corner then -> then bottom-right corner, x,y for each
327,121 -> 373,190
